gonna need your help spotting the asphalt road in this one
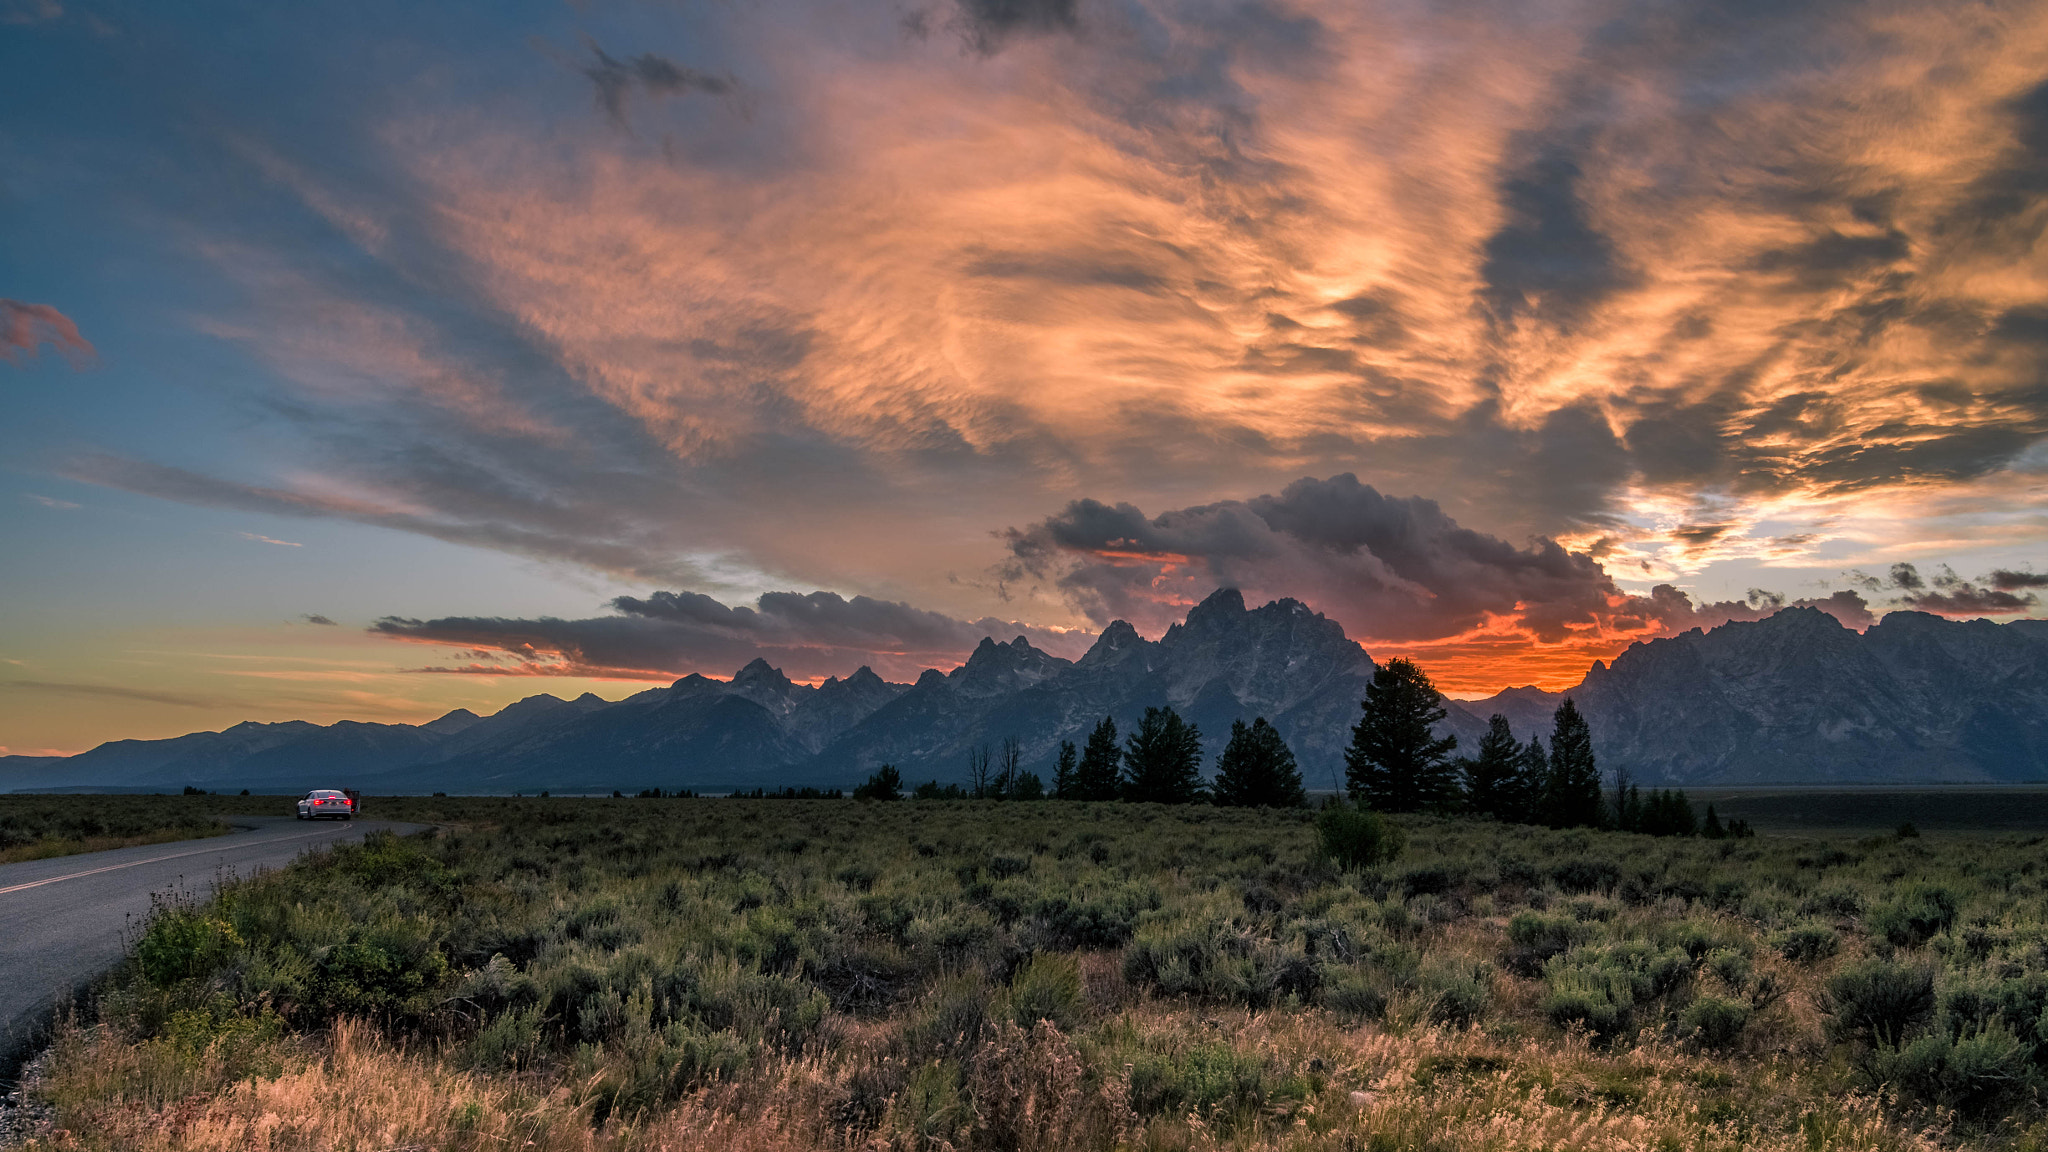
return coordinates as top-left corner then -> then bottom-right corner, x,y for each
0,815 -> 425,1077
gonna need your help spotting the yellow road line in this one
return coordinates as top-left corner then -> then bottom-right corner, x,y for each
0,827 -> 339,896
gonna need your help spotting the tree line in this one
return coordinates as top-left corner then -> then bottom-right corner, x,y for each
854,656 -> 1748,836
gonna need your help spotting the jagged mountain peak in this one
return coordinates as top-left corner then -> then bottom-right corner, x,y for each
1078,620 -> 1150,667
731,657 -> 795,691
949,633 -> 1071,697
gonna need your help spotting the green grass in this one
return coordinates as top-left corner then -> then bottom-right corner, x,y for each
18,794 -> 2048,1150
0,794 -> 239,863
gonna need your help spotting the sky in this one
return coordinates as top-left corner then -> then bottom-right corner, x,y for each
3,0 -> 2047,754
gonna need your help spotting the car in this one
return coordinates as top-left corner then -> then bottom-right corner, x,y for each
296,789 -> 356,820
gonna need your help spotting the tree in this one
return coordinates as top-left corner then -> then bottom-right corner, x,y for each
1121,706 -> 1206,804
1212,717 -> 1307,808
1540,697 -> 1603,828
1506,735 -> 1547,825
1612,764 -> 1638,831
853,763 -> 902,801
1702,804 -> 1726,839
991,736 -> 1025,799
968,744 -> 992,798
1344,658 -> 1460,812
1008,771 -> 1045,800
1051,740 -> 1079,798
1462,714 -> 1522,820
1070,716 -> 1122,801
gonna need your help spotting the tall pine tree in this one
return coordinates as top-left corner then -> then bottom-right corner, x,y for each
1051,740 -> 1079,798
1461,714 -> 1521,820
1071,716 -> 1122,800
1212,717 -> 1307,808
1540,697 -> 1603,828
1344,658 -> 1460,812
1121,706 -> 1206,804
1508,736 -> 1547,825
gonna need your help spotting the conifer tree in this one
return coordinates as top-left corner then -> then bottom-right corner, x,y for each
1051,740 -> 1079,798
1212,717 -> 1307,808
1344,657 -> 1460,812
1702,804 -> 1726,839
1462,714 -> 1521,819
1617,783 -> 1643,833
1507,735 -> 1547,825
1121,706 -> 1206,804
1071,716 -> 1122,801
1540,697 -> 1603,828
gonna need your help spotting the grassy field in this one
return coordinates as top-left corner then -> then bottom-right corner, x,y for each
12,794 -> 2048,1150
0,795 -> 236,865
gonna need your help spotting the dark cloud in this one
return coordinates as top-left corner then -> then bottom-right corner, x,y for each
1991,570 -> 2048,591
580,41 -> 735,128
1954,78 -> 2048,226
1628,586 -> 1877,633
1003,473 -> 1627,642
1481,140 -> 1633,330
301,614 -> 338,626
1,300 -> 93,365
953,0 -> 1079,54
373,589 -> 1092,683
1847,562 -> 2041,617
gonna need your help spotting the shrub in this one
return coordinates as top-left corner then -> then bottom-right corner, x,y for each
1799,884 -> 1862,918
136,902 -> 244,987
1320,970 -> 1387,1020
1868,883 -> 1960,947
1418,960 -> 1491,1026
1541,967 -> 1630,1036
1505,911 -> 1590,974
1824,959 -> 1937,1047
1871,1026 -> 2035,1116
1315,804 -> 1405,868
1681,994 -> 1751,1049
1771,923 -> 1840,964
1550,857 -> 1622,894
1705,946 -> 1751,991
1126,1042 -> 1299,1125
1006,952 -> 1085,1031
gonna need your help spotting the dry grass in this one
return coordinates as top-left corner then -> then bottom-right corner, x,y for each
19,1001 -> 1969,1152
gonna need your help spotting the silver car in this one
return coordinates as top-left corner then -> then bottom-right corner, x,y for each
296,789 -> 356,820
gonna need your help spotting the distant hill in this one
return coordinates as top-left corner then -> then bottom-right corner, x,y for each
7,594 -> 2045,793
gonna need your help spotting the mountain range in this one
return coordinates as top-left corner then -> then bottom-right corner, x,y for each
5,590 -> 2046,793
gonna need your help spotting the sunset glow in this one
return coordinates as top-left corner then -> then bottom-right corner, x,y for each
3,0 -> 2046,751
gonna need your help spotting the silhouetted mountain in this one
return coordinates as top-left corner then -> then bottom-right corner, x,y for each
800,590 -> 1458,787
1467,607 -> 2048,784
9,596 -> 2044,793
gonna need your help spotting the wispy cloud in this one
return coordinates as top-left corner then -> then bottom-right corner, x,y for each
1,300 -> 93,365
26,494 -> 80,510
0,679 -> 221,708
238,531 -> 303,547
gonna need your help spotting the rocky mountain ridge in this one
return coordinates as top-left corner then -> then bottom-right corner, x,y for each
5,594 -> 2045,792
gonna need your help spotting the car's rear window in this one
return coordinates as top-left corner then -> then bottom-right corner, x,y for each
310,790 -> 347,797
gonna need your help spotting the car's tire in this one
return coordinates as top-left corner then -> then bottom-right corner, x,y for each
296,811 -> 307,820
